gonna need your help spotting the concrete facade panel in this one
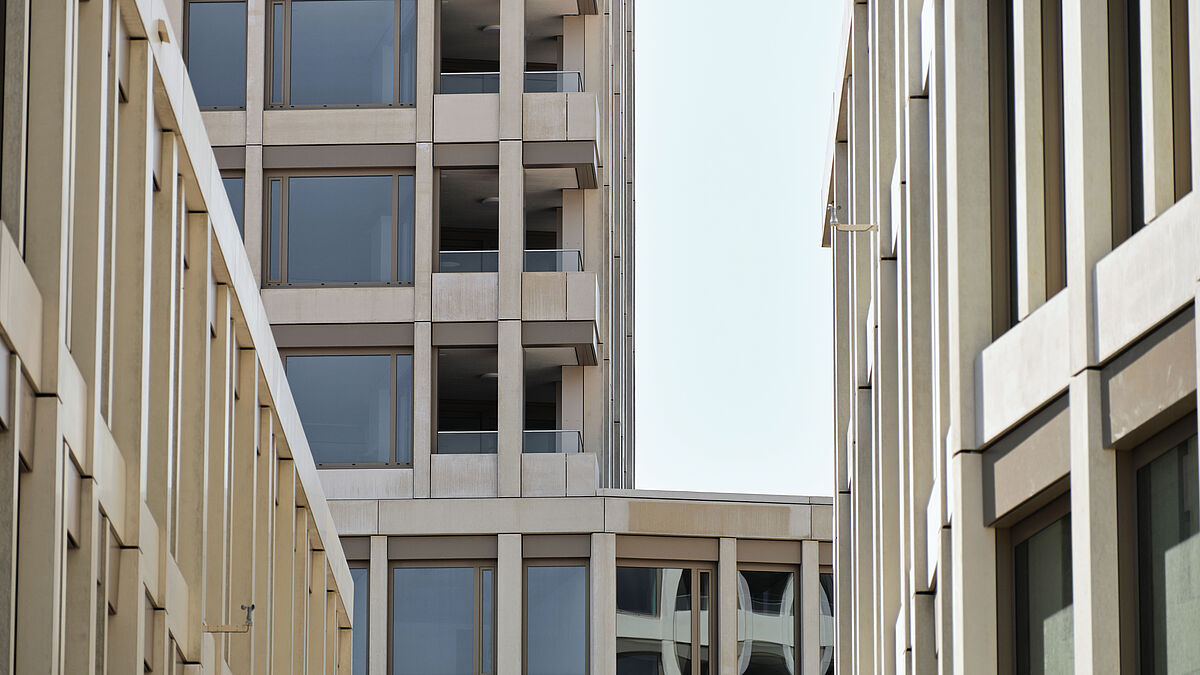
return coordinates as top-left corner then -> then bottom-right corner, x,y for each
262,108 -> 417,145
433,94 -> 501,143
432,273 -> 499,322
430,454 -> 498,498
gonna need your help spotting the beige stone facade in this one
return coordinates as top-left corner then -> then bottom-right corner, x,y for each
0,0 -> 354,672
823,0 -> 1200,672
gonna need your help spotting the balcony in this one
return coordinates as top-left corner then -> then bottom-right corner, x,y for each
438,71 -> 583,94
440,250 -> 499,273
437,430 -> 499,454
436,249 -> 583,273
524,249 -> 582,272
523,430 -> 583,454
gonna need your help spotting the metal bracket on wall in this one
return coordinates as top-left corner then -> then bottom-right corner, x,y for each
202,604 -> 255,633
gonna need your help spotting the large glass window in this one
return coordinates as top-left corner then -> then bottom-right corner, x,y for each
221,174 -> 245,236
266,173 -> 414,285
526,565 -> 587,675
392,564 -> 495,675
616,565 -> 712,675
351,564 -> 369,675
1136,433 -> 1199,673
284,353 -> 413,466
185,1 -> 247,108
268,0 -> 416,107
1013,513 -> 1073,675
737,568 -> 797,675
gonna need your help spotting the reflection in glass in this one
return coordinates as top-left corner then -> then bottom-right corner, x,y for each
527,566 -> 587,675
222,176 -> 244,235
186,1 -> 246,107
290,0 -> 393,105
819,573 -> 834,675
616,567 -> 711,675
350,566 -> 369,675
1137,434 -> 1199,674
286,355 -> 390,464
286,176 -> 391,283
393,567 -> 474,675
737,570 -> 795,675
1014,515 -> 1073,675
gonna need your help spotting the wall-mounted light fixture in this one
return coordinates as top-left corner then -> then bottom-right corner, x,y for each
828,203 -> 875,232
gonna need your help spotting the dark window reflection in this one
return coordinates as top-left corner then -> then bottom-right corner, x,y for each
186,1 -> 246,108
737,570 -> 796,675
221,176 -> 244,236
527,566 -> 587,675
616,567 -> 658,616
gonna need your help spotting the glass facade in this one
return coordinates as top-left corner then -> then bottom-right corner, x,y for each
1014,514 -> 1073,675
526,565 -> 587,675
1137,434 -> 1200,674
737,569 -> 796,675
285,353 -> 413,465
616,566 -> 711,675
269,0 -> 416,106
185,1 -> 247,108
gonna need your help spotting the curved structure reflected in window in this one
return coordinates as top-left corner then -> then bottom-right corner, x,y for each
737,569 -> 796,675
616,566 -> 712,675
819,572 -> 834,675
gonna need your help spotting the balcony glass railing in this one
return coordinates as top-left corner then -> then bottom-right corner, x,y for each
524,71 -> 582,93
524,249 -> 582,272
439,250 -> 499,273
523,430 -> 583,454
437,431 -> 499,455
439,71 -> 583,94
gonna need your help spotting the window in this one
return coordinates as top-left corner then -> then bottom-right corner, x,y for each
284,352 -> 413,466
266,173 -> 414,285
351,564 -> 369,675
819,572 -> 834,675
1135,430 -> 1199,673
526,564 -> 588,675
737,567 -> 798,675
184,1 -> 247,109
268,0 -> 416,107
1012,508 -> 1073,674
616,565 -> 713,675
221,174 -> 244,236
391,563 -> 495,675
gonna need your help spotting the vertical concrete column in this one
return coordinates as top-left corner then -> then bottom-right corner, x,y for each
875,258 -> 901,675
497,534 -> 522,675
718,538 -> 737,675
415,0 -> 436,141
1068,371 -> 1120,673
370,536 -> 388,675
834,491 -> 853,675
561,366 -> 584,433
563,16 -> 586,79
949,451 -> 996,675
246,0 -> 266,145
1141,0 -> 1179,218
590,533 -> 615,675
415,142 -> 434,322
244,144 -> 265,283
852,393 -> 875,675
498,320 -> 523,497
801,540 -> 820,675
499,141 -> 524,319
413,321 -> 432,498
499,0 -> 524,140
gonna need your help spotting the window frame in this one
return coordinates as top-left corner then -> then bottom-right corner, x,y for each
282,348 -> 415,468
264,169 -> 415,288
183,0 -> 249,111
387,559 -> 497,675
734,562 -> 802,674
616,558 -> 716,675
265,0 -> 415,109
523,559 -> 590,675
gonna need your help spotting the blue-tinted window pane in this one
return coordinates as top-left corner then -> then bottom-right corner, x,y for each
271,3 -> 283,102
269,179 -> 281,280
398,0 -> 416,104
351,567 -> 369,675
481,568 -> 495,675
393,567 -> 474,675
396,355 -> 413,464
286,355 -> 390,464
287,176 -> 392,283
290,0 -> 394,105
187,1 -> 246,107
222,176 -> 244,236
398,174 -> 414,282
527,566 -> 587,675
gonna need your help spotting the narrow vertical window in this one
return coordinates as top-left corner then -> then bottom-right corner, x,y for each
399,0 -> 417,104
351,565 -> 369,675
1013,514 -> 1073,674
1171,0 -> 1192,198
271,2 -> 284,104
736,569 -> 797,675
481,568 -> 495,675
526,565 -> 588,675
1042,0 -> 1067,297
396,354 -> 413,464
221,175 -> 244,236
268,178 -> 281,281
398,174 -> 415,283
989,0 -> 1018,336
1111,0 -> 1146,239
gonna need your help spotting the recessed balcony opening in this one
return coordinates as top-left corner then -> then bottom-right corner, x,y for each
523,348 -> 581,454
525,0 -> 583,92
436,348 -> 498,454
439,0 -> 501,93
438,169 -> 500,272
525,168 -> 582,271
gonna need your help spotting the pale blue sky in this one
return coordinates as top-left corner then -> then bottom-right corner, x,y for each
633,2 -> 846,497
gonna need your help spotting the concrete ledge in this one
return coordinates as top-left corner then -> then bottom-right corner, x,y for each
262,108 -> 417,145
319,468 -> 414,500
262,286 -> 415,324
430,454 -> 497,498
981,396 -> 1070,525
432,273 -> 499,322
273,322 -> 415,349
